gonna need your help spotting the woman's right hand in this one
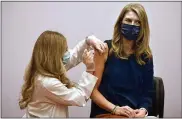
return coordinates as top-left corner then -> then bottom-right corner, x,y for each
114,106 -> 136,118
82,48 -> 95,71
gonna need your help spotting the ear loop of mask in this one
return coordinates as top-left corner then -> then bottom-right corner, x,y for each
62,50 -> 71,65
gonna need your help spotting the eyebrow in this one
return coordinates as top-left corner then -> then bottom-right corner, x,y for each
124,18 -> 140,22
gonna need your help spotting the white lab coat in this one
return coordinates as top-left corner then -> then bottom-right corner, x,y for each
23,40 -> 98,118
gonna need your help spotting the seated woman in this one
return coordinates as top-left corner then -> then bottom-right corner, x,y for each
19,31 -> 106,117
90,3 -> 155,118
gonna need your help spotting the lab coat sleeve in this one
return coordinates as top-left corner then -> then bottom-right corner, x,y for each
42,71 -> 98,107
65,39 -> 89,71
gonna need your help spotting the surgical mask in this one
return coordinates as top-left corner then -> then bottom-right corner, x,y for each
121,23 -> 140,41
62,50 -> 71,65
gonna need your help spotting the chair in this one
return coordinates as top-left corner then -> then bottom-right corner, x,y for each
151,77 -> 165,118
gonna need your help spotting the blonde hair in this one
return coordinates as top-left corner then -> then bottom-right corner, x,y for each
19,30 -> 74,109
111,3 -> 152,65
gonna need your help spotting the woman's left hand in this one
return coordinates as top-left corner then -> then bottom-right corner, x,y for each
134,109 -> 146,118
86,35 -> 107,54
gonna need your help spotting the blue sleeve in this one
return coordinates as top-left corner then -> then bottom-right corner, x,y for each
138,57 -> 155,112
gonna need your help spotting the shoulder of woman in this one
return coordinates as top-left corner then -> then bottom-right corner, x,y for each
104,43 -> 109,62
94,43 -> 108,63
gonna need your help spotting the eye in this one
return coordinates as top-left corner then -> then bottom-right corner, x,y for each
136,20 -> 141,25
125,18 -> 131,22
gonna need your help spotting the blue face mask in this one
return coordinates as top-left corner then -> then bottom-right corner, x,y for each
62,50 -> 71,65
121,23 -> 140,41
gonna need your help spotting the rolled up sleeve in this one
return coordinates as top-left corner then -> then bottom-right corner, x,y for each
65,40 -> 89,71
42,71 -> 98,107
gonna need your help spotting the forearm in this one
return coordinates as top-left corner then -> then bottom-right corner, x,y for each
138,92 -> 153,113
65,39 -> 89,70
139,57 -> 154,112
139,76 -> 154,112
43,72 -> 97,107
91,89 -> 115,112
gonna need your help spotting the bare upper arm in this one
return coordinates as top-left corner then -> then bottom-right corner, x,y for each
93,43 -> 108,88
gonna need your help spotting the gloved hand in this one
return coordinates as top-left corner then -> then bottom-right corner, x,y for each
86,35 -> 107,55
82,48 -> 95,72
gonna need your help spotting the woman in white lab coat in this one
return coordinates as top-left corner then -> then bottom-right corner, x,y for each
19,30 -> 106,117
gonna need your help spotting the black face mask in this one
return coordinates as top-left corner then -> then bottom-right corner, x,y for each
121,23 -> 140,41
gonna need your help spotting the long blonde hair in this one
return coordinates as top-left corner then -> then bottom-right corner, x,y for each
111,3 -> 152,65
19,30 -> 74,109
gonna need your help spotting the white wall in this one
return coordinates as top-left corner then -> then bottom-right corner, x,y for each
2,2 -> 181,118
